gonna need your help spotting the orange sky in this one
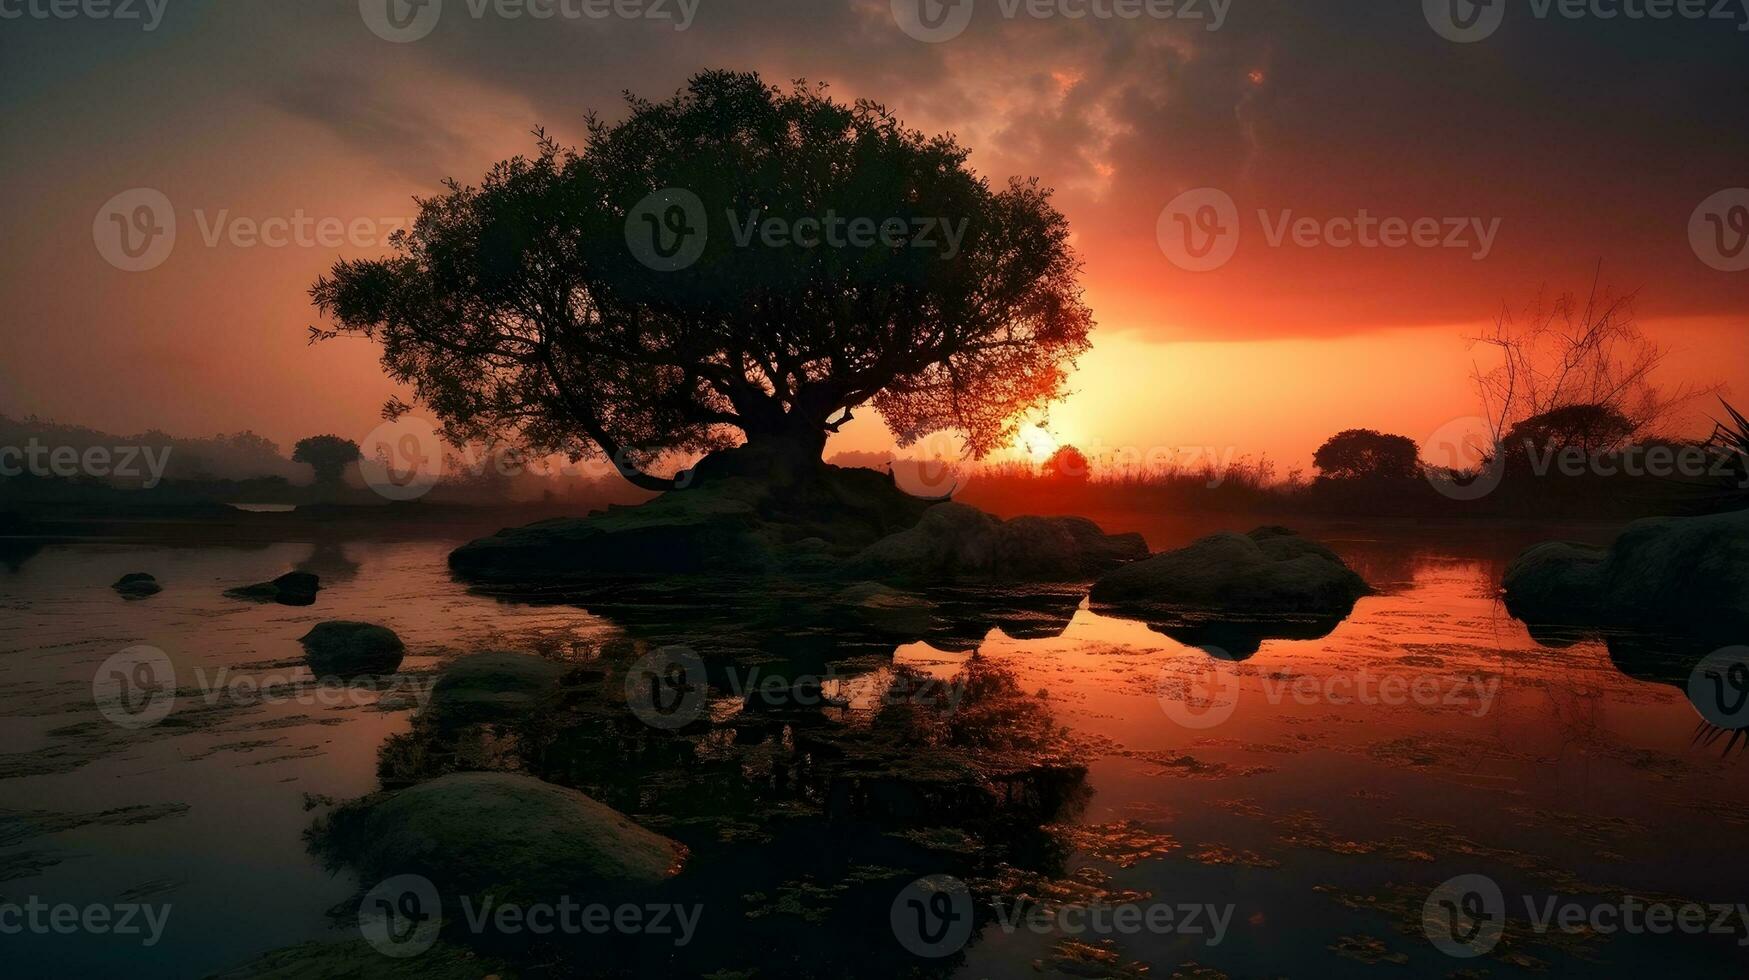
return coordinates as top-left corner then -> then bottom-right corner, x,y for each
1,2 -> 1744,473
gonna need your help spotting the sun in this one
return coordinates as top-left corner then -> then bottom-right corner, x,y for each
1017,423 -> 1060,463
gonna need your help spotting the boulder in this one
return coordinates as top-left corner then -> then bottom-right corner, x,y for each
1503,508 -> 1749,641
299,621 -> 405,678
842,503 -> 1148,584
112,572 -> 161,599
425,651 -> 569,725
1500,542 -> 1607,625
317,772 -> 685,902
834,581 -> 936,637
1089,526 -> 1371,617
225,571 -> 320,606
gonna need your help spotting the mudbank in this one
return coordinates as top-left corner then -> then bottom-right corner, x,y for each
449,447 -> 1145,587
1503,507 -> 1749,643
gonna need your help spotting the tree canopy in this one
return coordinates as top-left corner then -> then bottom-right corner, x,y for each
1313,429 -> 1421,482
310,71 -> 1093,491
292,435 -> 361,485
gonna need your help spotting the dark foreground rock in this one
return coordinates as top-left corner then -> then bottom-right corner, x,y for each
424,651 -> 569,725
112,572 -> 161,599
311,772 -> 685,901
299,621 -> 405,678
841,503 -> 1147,584
449,446 -> 1144,587
225,571 -> 320,606
1503,508 -> 1749,641
1090,526 -> 1371,616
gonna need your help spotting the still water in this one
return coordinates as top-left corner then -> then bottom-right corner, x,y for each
0,513 -> 1743,977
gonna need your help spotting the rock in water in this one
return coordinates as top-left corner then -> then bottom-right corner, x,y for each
316,772 -> 685,901
299,621 -> 405,678
841,503 -> 1148,583
112,573 -> 162,599
1500,541 -> 1608,625
225,571 -> 321,606
424,651 -> 569,725
1503,508 -> 1749,641
1089,526 -> 1371,617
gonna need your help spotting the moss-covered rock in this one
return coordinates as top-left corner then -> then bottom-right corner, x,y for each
1503,508 -> 1749,641
299,621 -> 405,678
1500,541 -> 1608,626
313,772 -> 685,902
1089,526 -> 1370,617
842,503 -> 1147,584
424,651 -> 568,726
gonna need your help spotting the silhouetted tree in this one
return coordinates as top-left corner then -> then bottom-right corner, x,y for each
292,435 -> 361,487
1043,445 -> 1090,481
310,71 -> 1093,491
1503,404 -> 1637,458
1313,429 -> 1421,482
1469,271 -> 1715,444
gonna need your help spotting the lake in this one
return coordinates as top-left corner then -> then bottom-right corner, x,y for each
1,512 -> 1743,977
